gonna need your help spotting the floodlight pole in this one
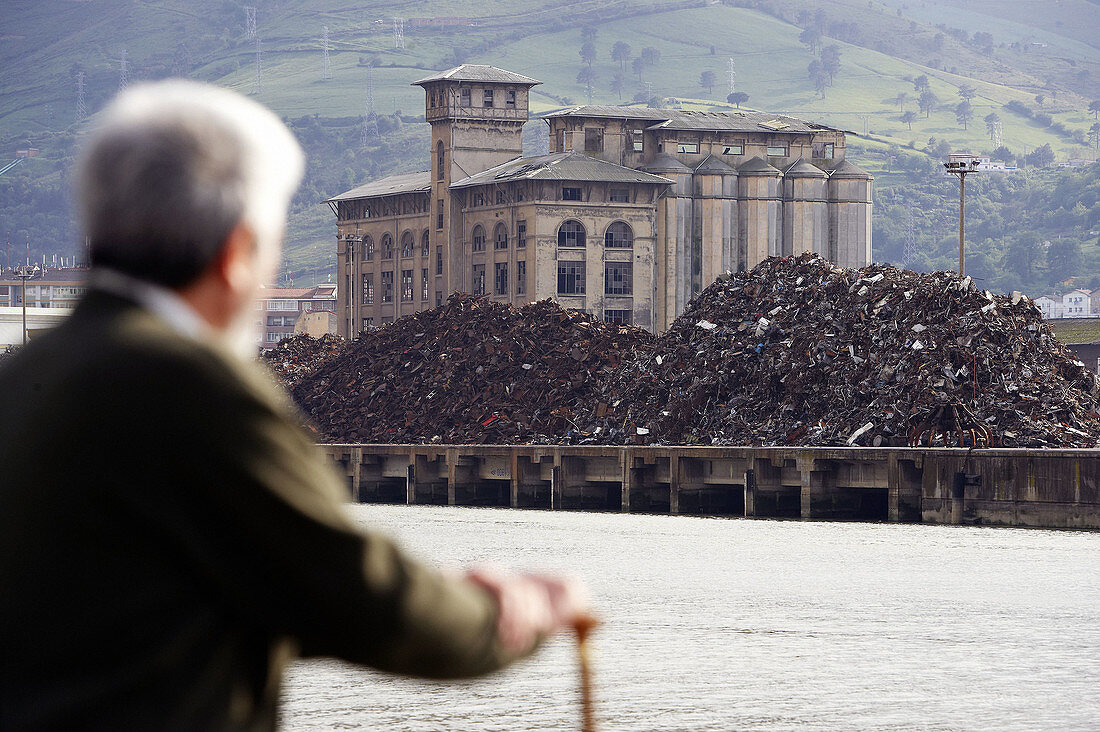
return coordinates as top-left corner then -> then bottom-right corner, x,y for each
944,159 -> 979,277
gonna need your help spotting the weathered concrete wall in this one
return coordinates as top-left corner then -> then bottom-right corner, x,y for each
320,445 -> 1100,530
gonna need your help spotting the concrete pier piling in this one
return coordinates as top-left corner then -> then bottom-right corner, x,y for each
321,445 -> 1100,530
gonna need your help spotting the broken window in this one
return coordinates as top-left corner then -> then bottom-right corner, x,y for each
562,187 -> 583,201
472,191 -> 485,207
471,225 -> 486,252
516,220 -> 527,248
381,271 -> 394,302
631,130 -> 644,152
585,128 -> 603,153
677,142 -> 699,154
557,220 -> 586,248
604,221 -> 633,248
436,245 -> 443,275
496,189 -> 506,204
603,309 -> 632,325
421,268 -> 429,301
604,261 -> 633,295
437,141 -> 445,180
516,260 -> 526,295
767,144 -> 788,157
505,89 -> 516,109
722,142 -> 744,155
483,88 -> 494,107
361,317 -> 373,330
811,142 -> 835,159
401,270 -> 414,301
494,223 -> 508,250
421,230 -> 430,258
400,231 -> 414,258
472,263 -> 486,295
494,262 -> 509,295
460,88 -> 471,107
381,234 -> 393,259
437,199 -> 444,230
557,261 -> 585,295
362,235 -> 374,260
362,273 -> 374,304
609,188 -> 630,203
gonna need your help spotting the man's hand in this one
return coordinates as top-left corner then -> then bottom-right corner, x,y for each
464,566 -> 589,655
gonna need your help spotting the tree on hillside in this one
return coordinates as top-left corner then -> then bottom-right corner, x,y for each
1026,143 -> 1055,168
1004,234 -> 1041,281
1089,100 -> 1100,119
611,41 -> 631,71
918,90 -> 938,118
821,45 -> 841,84
984,112 -> 1000,140
576,66 -> 597,102
700,70 -> 717,95
957,84 -> 976,102
799,28 -> 822,55
610,71 -> 626,100
1034,93 -> 1045,107
727,91 -> 749,108
632,57 -> 645,82
640,47 -> 661,68
955,100 -> 974,130
913,75 -> 930,92
580,40 -> 597,68
900,110 -> 917,130
1047,239 -> 1083,283
991,145 -> 1014,165
1088,123 -> 1100,151
581,26 -> 597,44
895,91 -> 909,110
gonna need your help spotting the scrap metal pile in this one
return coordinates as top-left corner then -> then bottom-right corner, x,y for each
262,333 -> 345,389
577,253 -> 1100,448
289,294 -> 653,443
279,255 -> 1100,447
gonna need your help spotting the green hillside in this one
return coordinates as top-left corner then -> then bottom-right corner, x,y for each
1,0 -> 1098,289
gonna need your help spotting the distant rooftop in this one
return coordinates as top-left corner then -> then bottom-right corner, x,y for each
326,171 -> 431,202
412,65 -> 541,87
544,105 -> 837,134
450,151 -> 672,189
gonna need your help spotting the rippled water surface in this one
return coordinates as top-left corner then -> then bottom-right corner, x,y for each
281,506 -> 1099,731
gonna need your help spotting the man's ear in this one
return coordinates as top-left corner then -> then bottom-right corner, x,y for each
215,222 -> 258,293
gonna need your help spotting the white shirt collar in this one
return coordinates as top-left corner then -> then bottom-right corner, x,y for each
89,268 -> 210,341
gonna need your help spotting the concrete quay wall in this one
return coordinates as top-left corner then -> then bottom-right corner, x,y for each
319,445 -> 1100,530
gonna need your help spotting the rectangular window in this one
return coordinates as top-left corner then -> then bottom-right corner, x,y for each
631,130 -> 644,152
557,261 -> 585,295
605,261 -> 633,295
362,273 -> 374,304
604,309 -> 633,325
436,291 -> 443,307
436,245 -> 444,275
460,88 -> 471,107
401,269 -> 414,301
562,187 -> 582,201
496,189 -> 506,204
585,128 -> 603,153
483,89 -> 494,107
381,271 -> 394,303
472,191 -> 485,207
362,317 -> 373,330
494,262 -> 509,295
437,199 -> 444,230
472,228 -> 485,251
266,332 -> 280,343
516,220 -> 527,248
609,188 -> 630,203
812,142 -> 835,158
421,268 -> 429,301
472,264 -> 486,295
767,145 -> 788,157
505,90 -> 516,109
722,143 -> 744,155
677,142 -> 699,154
266,299 -> 297,311
516,260 -> 527,295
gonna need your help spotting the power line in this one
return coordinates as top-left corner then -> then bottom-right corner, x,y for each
727,57 -> 736,96
252,35 -> 262,94
321,25 -> 332,80
245,6 -> 257,40
902,200 -> 917,269
361,63 -> 378,145
118,49 -> 129,92
392,17 -> 405,50
76,71 -> 86,122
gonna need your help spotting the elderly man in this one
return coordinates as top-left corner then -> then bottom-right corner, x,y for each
0,82 -> 586,729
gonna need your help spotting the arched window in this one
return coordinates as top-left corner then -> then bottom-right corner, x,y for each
472,225 -> 486,252
557,220 -> 586,248
494,223 -> 508,250
604,221 -> 634,248
436,141 -> 445,181
362,234 -> 374,260
421,230 -> 430,258
401,231 -> 414,258
381,233 -> 394,259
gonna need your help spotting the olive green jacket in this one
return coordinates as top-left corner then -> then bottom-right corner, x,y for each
0,290 -> 520,730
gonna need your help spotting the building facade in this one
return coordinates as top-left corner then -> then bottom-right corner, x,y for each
330,65 -> 873,335
255,283 -> 337,349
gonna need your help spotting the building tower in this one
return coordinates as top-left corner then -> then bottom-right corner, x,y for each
827,159 -> 874,267
412,66 -> 540,293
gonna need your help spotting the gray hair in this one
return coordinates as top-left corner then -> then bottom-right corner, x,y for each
77,81 -> 304,288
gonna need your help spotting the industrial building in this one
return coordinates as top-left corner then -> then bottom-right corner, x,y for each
329,65 -> 873,335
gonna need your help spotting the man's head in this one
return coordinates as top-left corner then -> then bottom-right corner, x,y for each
77,81 -> 304,336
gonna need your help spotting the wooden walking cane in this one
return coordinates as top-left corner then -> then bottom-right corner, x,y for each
573,615 -> 600,732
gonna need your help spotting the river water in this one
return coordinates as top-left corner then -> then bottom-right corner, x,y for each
280,506 -> 1099,731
